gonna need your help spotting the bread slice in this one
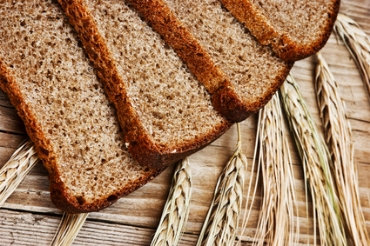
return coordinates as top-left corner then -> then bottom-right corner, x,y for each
124,0 -> 245,122
124,0 -> 293,123
0,0 -> 164,213
58,0 -> 231,169
220,0 -> 340,61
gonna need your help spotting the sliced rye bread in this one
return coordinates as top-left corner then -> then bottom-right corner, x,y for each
0,0 -> 165,213
124,0 -> 293,123
58,0 -> 231,169
220,0 -> 340,61
124,0 -> 246,122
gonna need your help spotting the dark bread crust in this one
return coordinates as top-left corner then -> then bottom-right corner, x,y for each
58,0 -> 231,169
126,0 -> 254,123
220,0 -> 340,62
0,59 -> 163,213
50,166 -> 163,213
0,61 -> 56,174
213,59 -> 293,121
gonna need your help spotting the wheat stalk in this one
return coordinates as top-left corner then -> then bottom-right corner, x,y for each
51,212 -> 89,246
197,123 -> 247,246
0,139 -> 39,207
279,74 -> 346,245
151,158 -> 192,246
315,52 -> 370,244
237,124 -> 263,246
253,94 -> 299,246
334,13 -> 370,101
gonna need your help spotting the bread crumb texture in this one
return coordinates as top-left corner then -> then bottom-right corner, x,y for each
0,0 -> 156,208
164,0 -> 290,106
85,0 -> 227,148
251,0 -> 338,45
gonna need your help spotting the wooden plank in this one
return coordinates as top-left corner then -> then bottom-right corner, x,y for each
0,90 -> 12,108
0,132 -> 27,166
0,209 -> 197,246
0,90 -> 26,134
0,105 -> 25,134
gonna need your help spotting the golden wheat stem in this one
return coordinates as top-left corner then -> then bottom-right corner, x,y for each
0,139 -> 39,207
253,94 -> 299,246
334,13 -> 370,101
315,52 -> 370,244
51,212 -> 89,246
197,123 -> 247,246
237,123 -> 262,246
279,74 -> 346,245
151,158 -> 192,246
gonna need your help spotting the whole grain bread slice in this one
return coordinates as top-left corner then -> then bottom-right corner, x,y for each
220,0 -> 340,61
125,0 -> 293,122
58,0 -> 231,169
0,0 -> 164,213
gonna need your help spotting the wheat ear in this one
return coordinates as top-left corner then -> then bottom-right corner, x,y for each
0,139 -> 39,207
50,212 -> 88,246
197,123 -> 247,246
151,158 -> 192,246
253,94 -> 299,246
315,52 -> 370,244
279,74 -> 346,245
334,13 -> 370,101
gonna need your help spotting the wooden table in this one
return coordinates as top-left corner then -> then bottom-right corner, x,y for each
1,0 -> 369,245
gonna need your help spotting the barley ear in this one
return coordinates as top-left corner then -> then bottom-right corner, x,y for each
253,94 -> 299,245
334,13 -> 370,102
0,139 -> 39,207
197,123 -> 247,246
151,158 -> 192,246
315,52 -> 370,244
279,74 -> 347,245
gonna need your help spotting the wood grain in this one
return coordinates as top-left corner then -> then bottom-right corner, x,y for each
1,0 -> 370,245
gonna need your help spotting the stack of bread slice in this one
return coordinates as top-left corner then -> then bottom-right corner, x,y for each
0,0 -> 164,213
0,0 -> 339,212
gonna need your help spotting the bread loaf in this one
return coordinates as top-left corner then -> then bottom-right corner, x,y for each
125,0 -> 293,123
58,0 -> 231,169
0,0 -> 337,213
0,0 -> 163,213
220,0 -> 340,61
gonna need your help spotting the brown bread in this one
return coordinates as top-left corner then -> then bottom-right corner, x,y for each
58,0 -> 231,169
0,0 -> 164,213
125,0 -> 293,123
0,0 -> 337,213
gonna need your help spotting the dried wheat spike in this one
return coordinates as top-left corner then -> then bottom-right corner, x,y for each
0,139 -> 39,207
253,94 -> 299,246
197,124 -> 247,246
279,74 -> 346,245
151,158 -> 192,246
315,52 -> 370,245
334,13 -> 370,102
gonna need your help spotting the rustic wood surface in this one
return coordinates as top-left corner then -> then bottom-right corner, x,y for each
1,0 -> 370,245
